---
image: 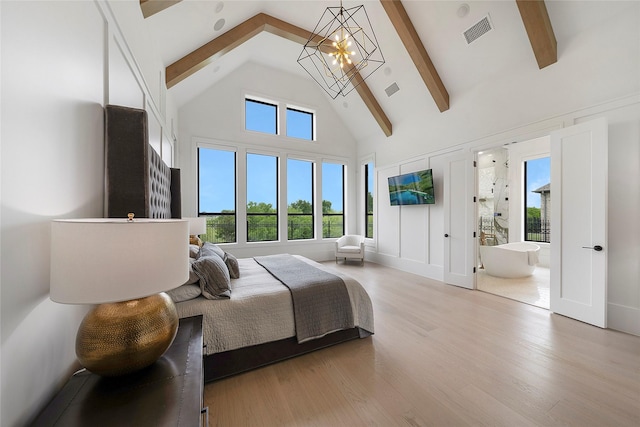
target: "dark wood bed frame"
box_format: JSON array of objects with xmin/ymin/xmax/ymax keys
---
[{"xmin": 105, "ymin": 104, "xmax": 365, "ymax": 382}]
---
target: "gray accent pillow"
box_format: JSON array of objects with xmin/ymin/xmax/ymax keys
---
[
  {"xmin": 224, "ymin": 252, "xmax": 240, "ymax": 279},
  {"xmin": 166, "ymin": 284, "xmax": 201, "ymax": 303},
  {"xmin": 193, "ymin": 254, "xmax": 231, "ymax": 299},
  {"xmin": 198, "ymin": 242, "xmax": 225, "ymax": 260},
  {"xmin": 184, "ymin": 258, "xmax": 199, "ymax": 285}
]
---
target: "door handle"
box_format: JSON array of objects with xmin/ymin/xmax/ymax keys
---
[
  {"xmin": 444, "ymin": 234, "xmax": 449, "ymax": 238},
  {"xmin": 582, "ymin": 245, "xmax": 603, "ymax": 251}
]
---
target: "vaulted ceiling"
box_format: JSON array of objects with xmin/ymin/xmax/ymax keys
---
[{"xmin": 140, "ymin": 0, "xmax": 631, "ymax": 138}]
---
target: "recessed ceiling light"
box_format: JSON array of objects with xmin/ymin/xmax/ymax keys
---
[
  {"xmin": 457, "ymin": 3, "xmax": 470, "ymax": 18},
  {"xmin": 343, "ymin": 102, "xmax": 349, "ymax": 109},
  {"xmin": 383, "ymin": 67, "xmax": 392, "ymax": 76},
  {"xmin": 215, "ymin": 2, "xmax": 224, "ymax": 13},
  {"xmin": 213, "ymin": 65, "xmax": 220, "ymax": 73},
  {"xmin": 214, "ymin": 18, "xmax": 225, "ymax": 31}
]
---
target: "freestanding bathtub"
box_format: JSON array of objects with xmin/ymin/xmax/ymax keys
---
[{"xmin": 479, "ymin": 242, "xmax": 540, "ymax": 278}]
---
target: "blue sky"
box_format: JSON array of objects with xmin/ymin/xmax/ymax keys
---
[{"xmin": 526, "ymin": 157, "xmax": 550, "ymax": 208}]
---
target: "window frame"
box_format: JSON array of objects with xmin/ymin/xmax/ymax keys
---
[
  {"xmin": 245, "ymin": 97, "xmax": 279, "ymax": 136},
  {"xmin": 286, "ymin": 105, "xmax": 315, "ymax": 141},
  {"xmin": 523, "ymin": 156, "xmax": 551, "ymax": 243},
  {"xmin": 321, "ymin": 161, "xmax": 345, "ymax": 239},
  {"xmin": 364, "ymin": 160, "xmax": 375, "ymax": 239},
  {"xmin": 246, "ymin": 151, "xmax": 280, "ymax": 243},
  {"xmin": 287, "ymin": 157, "xmax": 315, "ymax": 241},
  {"xmin": 197, "ymin": 145, "xmax": 238, "ymax": 244}
]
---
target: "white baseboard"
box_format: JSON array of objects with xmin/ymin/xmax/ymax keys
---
[
  {"xmin": 608, "ymin": 303, "xmax": 640, "ymax": 336},
  {"xmin": 368, "ymin": 252, "xmax": 444, "ymax": 282}
]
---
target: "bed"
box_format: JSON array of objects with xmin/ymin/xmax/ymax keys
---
[{"xmin": 105, "ymin": 104, "xmax": 374, "ymax": 382}]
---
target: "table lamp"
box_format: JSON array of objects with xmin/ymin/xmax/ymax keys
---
[
  {"xmin": 185, "ymin": 216, "xmax": 206, "ymax": 246},
  {"xmin": 50, "ymin": 217, "xmax": 189, "ymax": 376}
]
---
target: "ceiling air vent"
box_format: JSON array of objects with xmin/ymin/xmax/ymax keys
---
[
  {"xmin": 385, "ymin": 82, "xmax": 400, "ymax": 97},
  {"xmin": 463, "ymin": 15, "xmax": 493, "ymax": 45}
]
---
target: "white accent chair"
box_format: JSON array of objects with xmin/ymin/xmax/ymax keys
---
[{"xmin": 335, "ymin": 235, "xmax": 365, "ymax": 265}]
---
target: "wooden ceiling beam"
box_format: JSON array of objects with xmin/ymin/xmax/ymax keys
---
[
  {"xmin": 139, "ymin": 0, "xmax": 182, "ymax": 19},
  {"xmin": 380, "ymin": 0, "xmax": 449, "ymax": 112},
  {"xmin": 166, "ymin": 14, "xmax": 266, "ymax": 88},
  {"xmin": 516, "ymin": 0, "xmax": 557, "ymax": 69},
  {"xmin": 166, "ymin": 13, "xmax": 393, "ymax": 137}
]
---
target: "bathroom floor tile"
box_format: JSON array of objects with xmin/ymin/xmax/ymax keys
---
[{"xmin": 477, "ymin": 266, "xmax": 550, "ymax": 309}]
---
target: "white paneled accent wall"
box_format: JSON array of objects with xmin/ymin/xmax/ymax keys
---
[
  {"xmin": 1, "ymin": 1, "xmax": 178, "ymax": 425},
  {"xmin": 399, "ymin": 160, "xmax": 429, "ymax": 264}
]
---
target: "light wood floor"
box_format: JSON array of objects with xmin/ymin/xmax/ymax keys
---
[{"xmin": 204, "ymin": 262, "xmax": 640, "ymax": 426}]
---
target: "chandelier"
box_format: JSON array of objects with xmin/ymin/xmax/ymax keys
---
[{"xmin": 298, "ymin": 1, "xmax": 385, "ymax": 99}]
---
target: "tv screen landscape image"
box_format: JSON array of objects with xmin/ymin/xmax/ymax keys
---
[{"xmin": 388, "ymin": 169, "xmax": 435, "ymax": 205}]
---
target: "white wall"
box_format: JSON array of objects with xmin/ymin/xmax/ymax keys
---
[
  {"xmin": 578, "ymin": 102, "xmax": 640, "ymax": 336},
  {"xmin": 177, "ymin": 62, "xmax": 359, "ymax": 260},
  {"xmin": 360, "ymin": 1, "xmax": 640, "ymax": 336},
  {"xmin": 0, "ymin": 1, "xmax": 176, "ymax": 425}
]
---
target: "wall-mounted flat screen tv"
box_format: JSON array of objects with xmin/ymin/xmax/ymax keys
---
[{"xmin": 388, "ymin": 169, "xmax": 435, "ymax": 205}]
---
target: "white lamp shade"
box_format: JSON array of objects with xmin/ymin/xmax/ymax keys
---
[
  {"xmin": 185, "ymin": 216, "xmax": 206, "ymax": 235},
  {"xmin": 50, "ymin": 218, "xmax": 189, "ymax": 304}
]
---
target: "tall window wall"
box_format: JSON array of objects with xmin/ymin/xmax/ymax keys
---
[
  {"xmin": 199, "ymin": 94, "xmax": 346, "ymax": 245},
  {"xmin": 198, "ymin": 142, "xmax": 347, "ymax": 245}
]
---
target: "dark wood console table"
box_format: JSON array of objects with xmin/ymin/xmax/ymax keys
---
[{"xmin": 31, "ymin": 315, "xmax": 206, "ymax": 427}]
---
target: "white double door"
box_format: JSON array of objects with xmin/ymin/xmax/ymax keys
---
[{"xmin": 442, "ymin": 118, "xmax": 608, "ymax": 328}]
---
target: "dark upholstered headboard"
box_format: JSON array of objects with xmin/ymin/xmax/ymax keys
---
[{"xmin": 105, "ymin": 104, "xmax": 181, "ymax": 219}]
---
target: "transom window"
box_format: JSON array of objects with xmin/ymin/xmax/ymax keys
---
[
  {"xmin": 245, "ymin": 95, "xmax": 315, "ymax": 141},
  {"xmin": 245, "ymin": 98, "xmax": 277, "ymax": 135},
  {"xmin": 286, "ymin": 107, "xmax": 314, "ymax": 141}
]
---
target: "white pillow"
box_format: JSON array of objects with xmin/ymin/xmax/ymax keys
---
[{"xmin": 166, "ymin": 284, "xmax": 201, "ymax": 303}]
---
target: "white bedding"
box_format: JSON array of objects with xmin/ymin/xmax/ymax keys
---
[{"xmin": 175, "ymin": 255, "xmax": 374, "ymax": 355}]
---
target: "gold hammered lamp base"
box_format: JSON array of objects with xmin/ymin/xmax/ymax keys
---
[{"xmin": 76, "ymin": 292, "xmax": 178, "ymax": 376}]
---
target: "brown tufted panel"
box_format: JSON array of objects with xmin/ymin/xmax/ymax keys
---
[
  {"xmin": 149, "ymin": 147, "xmax": 172, "ymax": 218},
  {"xmin": 105, "ymin": 105, "xmax": 181, "ymax": 219}
]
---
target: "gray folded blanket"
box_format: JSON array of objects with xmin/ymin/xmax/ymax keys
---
[{"xmin": 254, "ymin": 254, "xmax": 355, "ymax": 343}]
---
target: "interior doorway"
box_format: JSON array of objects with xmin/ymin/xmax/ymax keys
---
[{"xmin": 475, "ymin": 141, "xmax": 551, "ymax": 310}]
